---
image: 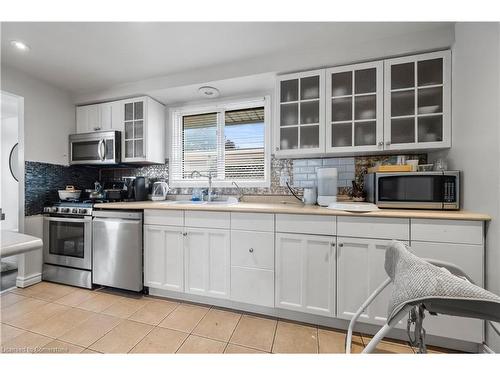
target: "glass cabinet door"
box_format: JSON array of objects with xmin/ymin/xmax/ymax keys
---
[
  {"xmin": 326, "ymin": 62, "xmax": 383, "ymax": 152},
  {"xmin": 277, "ymin": 71, "xmax": 324, "ymax": 153},
  {"xmin": 123, "ymin": 100, "xmax": 145, "ymax": 159},
  {"xmin": 385, "ymin": 51, "xmax": 450, "ymax": 149}
]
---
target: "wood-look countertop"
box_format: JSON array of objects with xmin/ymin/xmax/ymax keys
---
[{"xmin": 93, "ymin": 201, "xmax": 492, "ymax": 221}]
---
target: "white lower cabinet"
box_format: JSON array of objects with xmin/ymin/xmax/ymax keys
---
[
  {"xmin": 275, "ymin": 233, "xmax": 336, "ymax": 317},
  {"xmin": 184, "ymin": 227, "xmax": 230, "ymax": 299},
  {"xmin": 336, "ymin": 237, "xmax": 396, "ymax": 326},
  {"xmin": 144, "ymin": 225, "xmax": 184, "ymax": 292},
  {"xmin": 410, "ymin": 241, "xmax": 484, "ymax": 343}
]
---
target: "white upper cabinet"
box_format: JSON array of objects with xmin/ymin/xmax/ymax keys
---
[
  {"xmin": 275, "ymin": 70, "xmax": 325, "ymax": 157},
  {"xmin": 76, "ymin": 102, "xmax": 123, "ymax": 133},
  {"xmin": 274, "ymin": 50, "xmax": 451, "ymax": 157},
  {"xmin": 325, "ymin": 61, "xmax": 384, "ymax": 153},
  {"xmin": 384, "ymin": 50, "xmax": 451, "ymax": 150}
]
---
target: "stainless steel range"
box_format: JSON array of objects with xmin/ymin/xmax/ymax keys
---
[{"xmin": 42, "ymin": 202, "xmax": 94, "ymax": 288}]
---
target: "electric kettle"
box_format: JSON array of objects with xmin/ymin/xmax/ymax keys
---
[{"xmin": 151, "ymin": 181, "xmax": 169, "ymax": 201}]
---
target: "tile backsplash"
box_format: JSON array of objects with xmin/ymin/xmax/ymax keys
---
[{"xmin": 25, "ymin": 153, "xmax": 427, "ymax": 216}]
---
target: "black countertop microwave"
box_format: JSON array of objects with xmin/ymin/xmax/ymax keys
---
[{"xmin": 364, "ymin": 171, "xmax": 460, "ymax": 210}]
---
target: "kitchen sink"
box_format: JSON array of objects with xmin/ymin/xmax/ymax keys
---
[
  {"xmin": 163, "ymin": 198, "xmax": 239, "ymax": 205},
  {"xmin": 164, "ymin": 200, "xmax": 206, "ymax": 205}
]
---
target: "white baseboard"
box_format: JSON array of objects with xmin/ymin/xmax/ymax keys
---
[{"xmin": 16, "ymin": 272, "xmax": 42, "ymax": 288}]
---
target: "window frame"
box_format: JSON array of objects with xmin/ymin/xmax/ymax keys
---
[{"xmin": 169, "ymin": 96, "xmax": 271, "ymax": 188}]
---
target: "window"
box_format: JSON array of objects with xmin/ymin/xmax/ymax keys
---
[{"xmin": 170, "ymin": 97, "xmax": 270, "ymax": 187}]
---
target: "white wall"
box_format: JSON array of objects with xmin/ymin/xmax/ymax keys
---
[
  {"xmin": 430, "ymin": 22, "xmax": 500, "ymax": 351},
  {"xmin": 1, "ymin": 64, "xmax": 75, "ymax": 165}
]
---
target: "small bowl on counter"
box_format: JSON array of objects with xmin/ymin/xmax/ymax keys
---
[{"xmin": 417, "ymin": 164, "xmax": 434, "ymax": 172}]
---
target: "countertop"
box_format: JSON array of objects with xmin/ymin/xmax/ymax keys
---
[
  {"xmin": 1, "ymin": 230, "xmax": 43, "ymax": 257},
  {"xmin": 94, "ymin": 201, "xmax": 492, "ymax": 221}
]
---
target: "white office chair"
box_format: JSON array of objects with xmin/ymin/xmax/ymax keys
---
[{"xmin": 345, "ymin": 241, "xmax": 500, "ymax": 354}]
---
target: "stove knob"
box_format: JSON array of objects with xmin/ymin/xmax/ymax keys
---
[
  {"xmin": 72, "ymin": 208, "xmax": 78, "ymax": 214},
  {"xmin": 79, "ymin": 208, "xmax": 87, "ymax": 214},
  {"xmin": 53, "ymin": 207, "xmax": 59, "ymax": 213},
  {"xmin": 61, "ymin": 208, "xmax": 70, "ymax": 213}
]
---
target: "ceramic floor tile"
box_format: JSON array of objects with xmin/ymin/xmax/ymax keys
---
[
  {"xmin": 158, "ymin": 304, "xmax": 210, "ymax": 333},
  {"xmin": 89, "ymin": 320, "xmax": 154, "ymax": 353},
  {"xmin": 76, "ymin": 292, "xmax": 123, "ymax": 313},
  {"xmin": 1, "ymin": 331, "xmax": 53, "ymax": 354},
  {"xmin": 361, "ymin": 335, "xmax": 414, "ymax": 354},
  {"xmin": 128, "ymin": 300, "xmax": 179, "ymax": 325},
  {"xmin": 54, "ymin": 289, "xmax": 97, "ymax": 307},
  {"xmin": 192, "ymin": 308, "xmax": 241, "ymax": 342},
  {"xmin": 229, "ymin": 315, "xmax": 277, "ymax": 352},
  {"xmin": 40, "ymin": 340, "xmax": 85, "ymax": 354},
  {"xmin": 176, "ymin": 335, "xmax": 226, "ymax": 354},
  {"xmin": 82, "ymin": 348, "xmax": 101, "ymax": 353},
  {"xmin": 58, "ymin": 313, "xmax": 122, "ymax": 348},
  {"xmin": 318, "ymin": 328, "xmax": 364, "ymax": 354},
  {"xmin": 272, "ymin": 321, "xmax": 318, "ymax": 354},
  {"xmin": 30, "ymin": 307, "xmax": 93, "ymax": 338},
  {"xmin": 1, "ymin": 293, "xmax": 27, "ymax": 309},
  {"xmin": 130, "ymin": 327, "xmax": 188, "ymax": 353},
  {"xmin": 1, "ymin": 324, "xmax": 25, "ymax": 344},
  {"xmin": 12, "ymin": 282, "xmax": 76, "ymax": 302},
  {"xmin": 1, "ymin": 297, "xmax": 47, "ymax": 323},
  {"xmin": 7, "ymin": 302, "xmax": 70, "ymax": 330},
  {"xmin": 224, "ymin": 343, "xmax": 268, "ymax": 354},
  {"xmin": 101, "ymin": 297, "xmax": 148, "ymax": 319}
]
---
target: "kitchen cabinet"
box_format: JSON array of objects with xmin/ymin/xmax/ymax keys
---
[
  {"xmin": 325, "ymin": 61, "xmax": 384, "ymax": 153},
  {"xmin": 121, "ymin": 96, "xmax": 165, "ymax": 164},
  {"xmin": 144, "ymin": 225, "xmax": 184, "ymax": 292},
  {"xmin": 184, "ymin": 227, "xmax": 230, "ymax": 299},
  {"xmin": 275, "ymin": 69, "xmax": 325, "ymax": 157},
  {"xmin": 76, "ymin": 102, "xmax": 123, "ymax": 133},
  {"xmin": 384, "ymin": 50, "xmax": 451, "ymax": 150},
  {"xmin": 336, "ymin": 237, "xmax": 395, "ymax": 326},
  {"xmin": 275, "ymin": 232, "xmax": 336, "ymax": 317}
]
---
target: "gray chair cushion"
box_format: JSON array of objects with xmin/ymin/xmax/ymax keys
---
[{"xmin": 384, "ymin": 241, "xmax": 500, "ymax": 325}]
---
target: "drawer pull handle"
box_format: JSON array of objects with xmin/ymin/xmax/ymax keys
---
[{"xmin": 249, "ymin": 248, "xmax": 254, "ymax": 253}]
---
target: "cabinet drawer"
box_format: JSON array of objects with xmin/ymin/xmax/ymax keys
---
[
  {"xmin": 231, "ymin": 266, "xmax": 274, "ymax": 307},
  {"xmin": 231, "ymin": 231, "xmax": 274, "ymax": 270},
  {"xmin": 185, "ymin": 211, "xmax": 230, "ymax": 229},
  {"xmin": 411, "ymin": 219, "xmax": 483, "ymax": 245},
  {"xmin": 231, "ymin": 212, "xmax": 274, "ymax": 232},
  {"xmin": 276, "ymin": 214, "xmax": 336, "ymax": 235},
  {"xmin": 337, "ymin": 216, "xmax": 409, "ymax": 240},
  {"xmin": 144, "ymin": 210, "xmax": 183, "ymax": 226}
]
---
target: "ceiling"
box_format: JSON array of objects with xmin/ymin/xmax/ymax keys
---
[{"xmin": 1, "ymin": 22, "xmax": 453, "ymax": 99}]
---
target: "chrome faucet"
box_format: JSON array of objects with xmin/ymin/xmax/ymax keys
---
[
  {"xmin": 190, "ymin": 170, "xmax": 214, "ymax": 202},
  {"xmin": 232, "ymin": 181, "xmax": 244, "ymax": 202}
]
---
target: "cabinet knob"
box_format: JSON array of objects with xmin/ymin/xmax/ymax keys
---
[
  {"xmin": 249, "ymin": 248, "xmax": 254, "ymax": 253},
  {"xmin": 93, "ymin": 127, "xmax": 101, "ymax": 131},
  {"xmin": 338, "ymin": 243, "xmax": 344, "ymax": 247},
  {"xmin": 275, "ymin": 147, "xmax": 280, "ymax": 151},
  {"xmin": 330, "ymin": 242, "xmax": 336, "ymax": 247},
  {"xmin": 182, "ymin": 232, "xmax": 187, "ymax": 237},
  {"xmin": 385, "ymin": 141, "xmax": 391, "ymax": 146},
  {"xmin": 378, "ymin": 141, "xmax": 383, "ymax": 147}
]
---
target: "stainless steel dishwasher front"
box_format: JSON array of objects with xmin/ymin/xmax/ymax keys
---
[{"xmin": 92, "ymin": 210, "xmax": 143, "ymax": 292}]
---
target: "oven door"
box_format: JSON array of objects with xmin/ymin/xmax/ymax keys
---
[
  {"xmin": 43, "ymin": 216, "xmax": 92, "ymax": 270},
  {"xmin": 376, "ymin": 172, "xmax": 446, "ymax": 209}
]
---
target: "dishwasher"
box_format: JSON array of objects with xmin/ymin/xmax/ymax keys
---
[{"xmin": 92, "ymin": 210, "xmax": 143, "ymax": 292}]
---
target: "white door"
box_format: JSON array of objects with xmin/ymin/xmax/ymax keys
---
[
  {"xmin": 384, "ymin": 50, "xmax": 451, "ymax": 150},
  {"xmin": 144, "ymin": 225, "xmax": 184, "ymax": 292},
  {"xmin": 99, "ymin": 103, "xmax": 113, "ymax": 131},
  {"xmin": 111, "ymin": 100, "xmax": 124, "ymax": 131},
  {"xmin": 410, "ymin": 241, "xmax": 484, "ymax": 343},
  {"xmin": 275, "ymin": 70, "xmax": 325, "ymax": 157},
  {"xmin": 336, "ymin": 237, "xmax": 397, "ymax": 326},
  {"xmin": 76, "ymin": 106, "xmax": 89, "ymax": 133},
  {"xmin": 87, "ymin": 104, "xmax": 101, "ymax": 132},
  {"xmin": 184, "ymin": 227, "xmax": 230, "ymax": 299},
  {"xmin": 275, "ymin": 233, "xmax": 336, "ymax": 317},
  {"xmin": 325, "ymin": 61, "xmax": 384, "ymax": 153}
]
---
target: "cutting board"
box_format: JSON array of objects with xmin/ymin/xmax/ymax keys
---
[{"xmin": 368, "ymin": 165, "xmax": 413, "ymax": 173}]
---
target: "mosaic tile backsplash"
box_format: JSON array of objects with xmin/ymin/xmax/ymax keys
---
[
  {"xmin": 25, "ymin": 154, "xmax": 427, "ymax": 216},
  {"xmin": 25, "ymin": 161, "xmax": 100, "ymax": 216}
]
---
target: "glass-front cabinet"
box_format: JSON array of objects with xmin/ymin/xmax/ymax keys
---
[
  {"xmin": 325, "ymin": 61, "xmax": 384, "ymax": 153},
  {"xmin": 275, "ymin": 70, "xmax": 325, "ymax": 156},
  {"xmin": 384, "ymin": 50, "xmax": 451, "ymax": 150},
  {"xmin": 123, "ymin": 99, "xmax": 146, "ymax": 160}
]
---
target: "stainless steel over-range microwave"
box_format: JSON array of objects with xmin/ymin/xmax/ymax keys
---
[
  {"xmin": 69, "ymin": 130, "xmax": 121, "ymax": 165},
  {"xmin": 364, "ymin": 171, "xmax": 460, "ymax": 210}
]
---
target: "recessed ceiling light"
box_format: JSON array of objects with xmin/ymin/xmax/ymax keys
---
[
  {"xmin": 198, "ymin": 86, "xmax": 220, "ymax": 98},
  {"xmin": 10, "ymin": 40, "xmax": 30, "ymax": 52}
]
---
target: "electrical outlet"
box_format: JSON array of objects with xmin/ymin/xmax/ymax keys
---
[{"xmin": 279, "ymin": 170, "xmax": 290, "ymax": 187}]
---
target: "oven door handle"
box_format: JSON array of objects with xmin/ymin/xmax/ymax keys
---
[{"xmin": 44, "ymin": 216, "xmax": 92, "ymax": 223}]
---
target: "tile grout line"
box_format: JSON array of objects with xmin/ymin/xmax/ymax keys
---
[
  {"xmin": 223, "ymin": 312, "xmax": 243, "ymax": 353},
  {"xmin": 174, "ymin": 304, "xmax": 213, "ymax": 354}
]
